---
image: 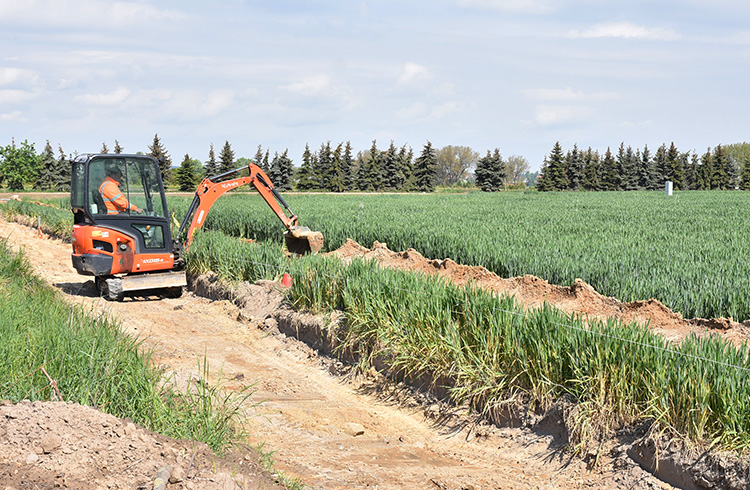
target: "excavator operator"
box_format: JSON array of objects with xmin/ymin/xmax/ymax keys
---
[{"xmin": 99, "ymin": 166, "xmax": 142, "ymax": 215}]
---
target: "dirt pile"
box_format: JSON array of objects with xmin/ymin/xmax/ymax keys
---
[
  {"xmin": 330, "ymin": 239, "xmax": 750, "ymax": 343},
  {"xmin": 0, "ymin": 400, "xmax": 284, "ymax": 490}
]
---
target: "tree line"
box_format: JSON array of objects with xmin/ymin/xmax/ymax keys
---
[
  {"xmin": 537, "ymin": 141, "xmax": 750, "ymax": 191},
  {"xmin": 0, "ymin": 134, "xmax": 516, "ymax": 193}
]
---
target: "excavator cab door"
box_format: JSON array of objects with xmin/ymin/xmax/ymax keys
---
[{"xmin": 71, "ymin": 154, "xmax": 175, "ymax": 261}]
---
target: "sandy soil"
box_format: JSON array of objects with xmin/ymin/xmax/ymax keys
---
[{"xmin": 0, "ymin": 217, "xmax": 679, "ymax": 490}]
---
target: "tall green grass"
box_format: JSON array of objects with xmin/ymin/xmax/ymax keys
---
[
  {"xmin": 289, "ymin": 253, "xmax": 750, "ymax": 454},
  {"xmin": 166, "ymin": 191, "xmax": 750, "ymax": 321},
  {"xmin": 0, "ymin": 199, "xmax": 72, "ymax": 239},
  {"xmin": 179, "ymin": 229, "xmax": 750, "ymax": 453},
  {"xmin": 0, "ymin": 239, "xmax": 251, "ymax": 454}
]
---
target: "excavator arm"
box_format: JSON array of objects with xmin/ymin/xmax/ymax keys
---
[{"xmin": 176, "ymin": 162, "xmax": 324, "ymax": 254}]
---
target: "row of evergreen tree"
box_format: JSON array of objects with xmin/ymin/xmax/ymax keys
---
[
  {"xmin": 538, "ymin": 141, "xmax": 750, "ymax": 192},
  {"xmin": 151, "ymin": 136, "xmax": 449, "ymax": 193}
]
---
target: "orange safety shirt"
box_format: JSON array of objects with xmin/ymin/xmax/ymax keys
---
[{"xmin": 98, "ymin": 176, "xmax": 137, "ymax": 215}]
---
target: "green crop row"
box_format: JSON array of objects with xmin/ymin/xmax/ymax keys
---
[
  {"xmin": 165, "ymin": 190, "xmax": 750, "ymax": 322},
  {"xmin": 184, "ymin": 229, "xmax": 750, "ymax": 455}
]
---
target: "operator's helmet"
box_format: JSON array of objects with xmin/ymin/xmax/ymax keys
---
[{"xmin": 105, "ymin": 164, "xmax": 123, "ymax": 179}]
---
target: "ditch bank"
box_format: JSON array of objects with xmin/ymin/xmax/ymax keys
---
[
  {"xmin": 330, "ymin": 239, "xmax": 750, "ymax": 345},
  {"xmin": 187, "ymin": 269, "xmax": 750, "ymax": 490}
]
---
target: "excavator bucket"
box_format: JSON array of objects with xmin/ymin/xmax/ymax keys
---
[{"xmin": 284, "ymin": 226, "xmax": 324, "ymax": 255}]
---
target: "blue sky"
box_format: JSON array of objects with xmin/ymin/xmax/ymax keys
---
[{"xmin": 1, "ymin": 0, "xmax": 748, "ymax": 171}]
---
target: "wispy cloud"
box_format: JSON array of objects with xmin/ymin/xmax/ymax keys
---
[
  {"xmin": 523, "ymin": 87, "xmax": 618, "ymax": 102},
  {"xmin": 0, "ymin": 89, "xmax": 39, "ymax": 105},
  {"xmin": 0, "ymin": 68, "xmax": 39, "ymax": 87},
  {"xmin": 0, "ymin": 0, "xmax": 185, "ymax": 28},
  {"xmin": 530, "ymin": 104, "xmax": 594, "ymax": 127},
  {"xmin": 398, "ymin": 62, "xmax": 431, "ymax": 85},
  {"xmin": 568, "ymin": 22, "xmax": 679, "ymax": 41},
  {"xmin": 457, "ymin": 0, "xmax": 557, "ymax": 14},
  {"xmin": 74, "ymin": 87, "xmax": 130, "ymax": 106},
  {"xmin": 282, "ymin": 75, "xmax": 333, "ymax": 96}
]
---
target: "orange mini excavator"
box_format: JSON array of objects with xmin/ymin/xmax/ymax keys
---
[{"xmin": 70, "ymin": 153, "xmax": 323, "ymax": 300}]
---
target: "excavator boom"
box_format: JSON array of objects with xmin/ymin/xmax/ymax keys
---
[{"xmin": 178, "ymin": 163, "xmax": 324, "ymax": 254}]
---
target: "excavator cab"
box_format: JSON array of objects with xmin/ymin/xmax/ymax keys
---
[{"xmin": 71, "ymin": 154, "xmax": 186, "ymax": 300}]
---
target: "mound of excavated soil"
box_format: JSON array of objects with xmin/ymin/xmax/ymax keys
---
[
  {"xmin": 0, "ymin": 400, "xmax": 284, "ymax": 490},
  {"xmin": 330, "ymin": 239, "xmax": 750, "ymax": 344}
]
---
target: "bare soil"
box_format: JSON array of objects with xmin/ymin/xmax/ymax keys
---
[{"xmin": 1, "ymin": 216, "xmax": 744, "ymax": 489}]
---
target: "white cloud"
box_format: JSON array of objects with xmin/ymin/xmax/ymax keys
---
[
  {"xmin": 0, "ymin": 68, "xmax": 39, "ymax": 87},
  {"xmin": 74, "ymin": 87, "xmax": 130, "ymax": 106},
  {"xmin": 523, "ymin": 87, "xmax": 618, "ymax": 102},
  {"xmin": 0, "ymin": 110, "xmax": 24, "ymax": 121},
  {"xmin": 0, "ymin": 89, "xmax": 38, "ymax": 105},
  {"xmin": 161, "ymin": 90, "xmax": 235, "ymax": 120},
  {"xmin": 396, "ymin": 100, "xmax": 464, "ymax": 122},
  {"xmin": 457, "ymin": 0, "xmax": 557, "ymax": 14},
  {"xmin": 568, "ymin": 22, "xmax": 679, "ymax": 41},
  {"xmin": 398, "ymin": 62, "xmax": 431, "ymax": 85},
  {"xmin": 531, "ymin": 104, "xmax": 594, "ymax": 127},
  {"xmin": 0, "ymin": 0, "xmax": 185, "ymax": 28},
  {"xmin": 282, "ymin": 75, "xmax": 332, "ymax": 96}
]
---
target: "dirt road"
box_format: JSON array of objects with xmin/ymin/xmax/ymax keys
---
[{"xmin": 0, "ymin": 217, "xmax": 670, "ymax": 489}]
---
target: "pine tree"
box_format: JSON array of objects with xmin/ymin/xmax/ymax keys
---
[
  {"xmin": 582, "ymin": 148, "xmax": 601, "ymax": 191},
  {"xmin": 204, "ymin": 144, "xmax": 218, "ymax": 178},
  {"xmin": 383, "ymin": 141, "xmax": 403, "ymax": 190},
  {"xmin": 616, "ymin": 143, "xmax": 639, "ymax": 190},
  {"xmin": 666, "ymin": 142, "xmax": 684, "ymax": 189},
  {"xmin": 357, "ymin": 141, "xmax": 382, "ymax": 191},
  {"xmin": 341, "ymin": 141, "xmax": 354, "ymax": 191},
  {"xmin": 262, "ymin": 150, "xmax": 270, "ymax": 175},
  {"xmin": 176, "ymin": 154, "xmax": 200, "ymax": 191},
  {"xmin": 476, "ymin": 148, "xmax": 507, "ymax": 191},
  {"xmin": 711, "ymin": 145, "xmax": 730, "ymax": 190},
  {"xmin": 148, "ymin": 134, "xmax": 172, "ymax": 180},
  {"xmin": 218, "ymin": 141, "xmax": 235, "ymax": 174},
  {"xmin": 413, "ymin": 141, "xmax": 437, "ymax": 192},
  {"xmin": 565, "ymin": 144, "xmax": 584, "ymax": 191},
  {"xmin": 684, "ymin": 152, "xmax": 698, "ymax": 190},
  {"xmin": 637, "ymin": 145, "xmax": 654, "ymax": 190},
  {"xmin": 697, "ymin": 148, "xmax": 712, "ymax": 190},
  {"xmin": 535, "ymin": 158, "xmax": 550, "ymax": 191},
  {"xmin": 113, "ymin": 140, "xmax": 123, "ymax": 154},
  {"xmin": 268, "ymin": 151, "xmax": 294, "ymax": 191},
  {"xmin": 268, "ymin": 152, "xmax": 282, "ymax": 183},
  {"xmin": 328, "ymin": 143, "xmax": 345, "ymax": 192},
  {"xmin": 100, "ymin": 142, "xmax": 109, "ymax": 154},
  {"xmin": 253, "ymin": 146, "xmax": 268, "ymax": 173},
  {"xmin": 653, "ymin": 144, "xmax": 669, "ymax": 188},
  {"xmin": 296, "ymin": 144, "xmax": 319, "ymax": 191},
  {"xmin": 316, "ymin": 142, "xmax": 333, "ymax": 191},
  {"xmin": 54, "ymin": 145, "xmax": 71, "ymax": 191},
  {"xmin": 35, "ymin": 141, "xmax": 57, "ymax": 190},
  {"xmin": 276, "ymin": 150, "xmax": 294, "ymax": 191},
  {"xmin": 742, "ymin": 162, "xmax": 750, "ymax": 190},
  {"xmin": 539, "ymin": 142, "xmax": 568, "ymax": 191},
  {"xmin": 399, "ymin": 145, "xmax": 415, "ymax": 191},
  {"xmin": 600, "ymin": 148, "xmax": 618, "ymax": 191}
]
